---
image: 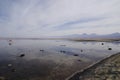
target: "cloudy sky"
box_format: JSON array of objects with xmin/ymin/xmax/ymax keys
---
[{"xmin": 0, "ymin": 0, "xmax": 120, "ymax": 37}]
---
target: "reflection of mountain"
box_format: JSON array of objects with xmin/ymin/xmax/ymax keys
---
[{"xmin": 63, "ymin": 33, "xmax": 120, "ymax": 39}]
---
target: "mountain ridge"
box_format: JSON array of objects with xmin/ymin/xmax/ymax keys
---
[{"xmin": 61, "ymin": 32, "xmax": 120, "ymax": 39}]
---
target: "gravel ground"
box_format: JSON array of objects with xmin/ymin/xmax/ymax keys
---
[{"xmin": 67, "ymin": 52, "xmax": 120, "ymax": 80}]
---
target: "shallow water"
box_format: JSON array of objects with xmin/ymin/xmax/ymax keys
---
[{"xmin": 0, "ymin": 40, "xmax": 120, "ymax": 80}]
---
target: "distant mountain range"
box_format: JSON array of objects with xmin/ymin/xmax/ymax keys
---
[
  {"xmin": 61, "ymin": 32, "xmax": 120, "ymax": 39},
  {"xmin": 0, "ymin": 33, "xmax": 120, "ymax": 40}
]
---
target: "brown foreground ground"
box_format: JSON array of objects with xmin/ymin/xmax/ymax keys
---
[{"xmin": 67, "ymin": 52, "xmax": 120, "ymax": 80}]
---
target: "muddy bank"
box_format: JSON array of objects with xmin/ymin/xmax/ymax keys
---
[{"xmin": 67, "ymin": 52, "xmax": 120, "ymax": 80}]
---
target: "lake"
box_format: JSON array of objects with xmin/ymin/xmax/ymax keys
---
[{"xmin": 0, "ymin": 40, "xmax": 120, "ymax": 80}]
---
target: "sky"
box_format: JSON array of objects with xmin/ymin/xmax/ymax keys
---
[{"xmin": 0, "ymin": 0, "xmax": 120, "ymax": 37}]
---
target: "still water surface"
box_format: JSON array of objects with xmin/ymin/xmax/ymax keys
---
[{"xmin": 0, "ymin": 40, "xmax": 120, "ymax": 80}]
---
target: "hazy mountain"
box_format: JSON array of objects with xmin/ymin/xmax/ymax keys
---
[{"xmin": 62, "ymin": 32, "xmax": 120, "ymax": 39}]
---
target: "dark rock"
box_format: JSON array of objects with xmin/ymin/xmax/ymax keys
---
[
  {"xmin": 11, "ymin": 69, "xmax": 16, "ymax": 72},
  {"xmin": 73, "ymin": 54, "xmax": 79, "ymax": 56},
  {"xmin": 9, "ymin": 43, "xmax": 12, "ymax": 45},
  {"xmin": 108, "ymin": 48, "xmax": 112, "ymax": 50},
  {"xmin": 78, "ymin": 59, "xmax": 82, "ymax": 62},
  {"xmin": 101, "ymin": 43, "xmax": 104, "ymax": 45},
  {"xmin": 60, "ymin": 50, "xmax": 66, "ymax": 53},
  {"xmin": 19, "ymin": 54, "xmax": 25, "ymax": 57},
  {"xmin": 40, "ymin": 50, "xmax": 44, "ymax": 52},
  {"xmin": 81, "ymin": 50, "xmax": 83, "ymax": 52}
]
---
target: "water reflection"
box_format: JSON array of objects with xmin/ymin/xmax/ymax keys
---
[
  {"xmin": 0, "ymin": 59, "xmax": 57, "ymax": 80},
  {"xmin": 0, "ymin": 40, "xmax": 120, "ymax": 80}
]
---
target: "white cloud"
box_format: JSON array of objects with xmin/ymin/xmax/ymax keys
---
[{"xmin": 0, "ymin": 0, "xmax": 120, "ymax": 37}]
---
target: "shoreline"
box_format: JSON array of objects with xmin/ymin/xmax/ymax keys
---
[
  {"xmin": 0, "ymin": 38, "xmax": 120, "ymax": 42},
  {"xmin": 66, "ymin": 52, "xmax": 120, "ymax": 80}
]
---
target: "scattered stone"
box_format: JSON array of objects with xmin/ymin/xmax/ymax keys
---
[
  {"xmin": 11, "ymin": 69, "xmax": 16, "ymax": 72},
  {"xmin": 73, "ymin": 54, "xmax": 79, "ymax": 56},
  {"xmin": 60, "ymin": 50, "xmax": 66, "ymax": 53},
  {"xmin": 40, "ymin": 50, "xmax": 44, "ymax": 52},
  {"xmin": 81, "ymin": 50, "xmax": 83, "ymax": 52},
  {"xmin": 9, "ymin": 40, "xmax": 12, "ymax": 42},
  {"xmin": 77, "ymin": 59, "xmax": 82, "ymax": 62},
  {"xmin": 108, "ymin": 48, "xmax": 112, "ymax": 50},
  {"xmin": 101, "ymin": 43, "xmax": 104, "ymax": 45},
  {"xmin": 19, "ymin": 54, "xmax": 25, "ymax": 57},
  {"xmin": 8, "ymin": 64, "xmax": 12, "ymax": 67},
  {"xmin": 9, "ymin": 43, "xmax": 12, "ymax": 45}
]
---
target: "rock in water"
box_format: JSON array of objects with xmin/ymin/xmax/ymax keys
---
[
  {"xmin": 108, "ymin": 48, "xmax": 112, "ymax": 50},
  {"xmin": 19, "ymin": 54, "xmax": 25, "ymax": 57}
]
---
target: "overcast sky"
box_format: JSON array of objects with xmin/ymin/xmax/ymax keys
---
[{"xmin": 0, "ymin": 0, "xmax": 120, "ymax": 37}]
